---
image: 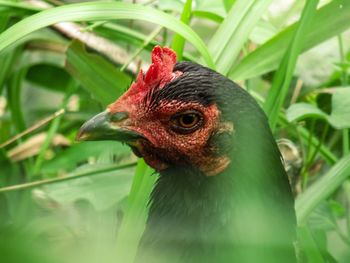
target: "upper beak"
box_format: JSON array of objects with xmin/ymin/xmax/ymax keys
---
[{"xmin": 76, "ymin": 111, "xmax": 143, "ymax": 142}]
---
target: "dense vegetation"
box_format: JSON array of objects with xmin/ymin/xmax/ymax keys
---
[{"xmin": 0, "ymin": 0, "xmax": 349, "ymax": 262}]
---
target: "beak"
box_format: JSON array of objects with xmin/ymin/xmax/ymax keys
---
[{"xmin": 76, "ymin": 111, "xmax": 143, "ymax": 142}]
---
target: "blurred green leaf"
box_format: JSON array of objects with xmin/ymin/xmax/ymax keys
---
[
  {"xmin": 208, "ymin": 0, "xmax": 273, "ymax": 75},
  {"xmin": 286, "ymin": 103, "xmax": 329, "ymax": 123},
  {"xmin": 297, "ymin": 226, "xmax": 325, "ymax": 263},
  {"xmin": 231, "ymin": 0, "xmax": 350, "ymax": 79},
  {"xmin": 249, "ymin": 20, "xmax": 277, "ymax": 45},
  {"xmin": 222, "ymin": 0, "xmax": 236, "ymax": 12},
  {"xmin": 65, "ymin": 41, "xmax": 131, "ymax": 106},
  {"xmin": 296, "ymin": 153, "xmax": 350, "ymax": 223},
  {"xmin": 42, "ymin": 166, "xmax": 134, "ymax": 211},
  {"xmin": 158, "ymin": 0, "xmax": 184, "ymax": 12},
  {"xmin": 115, "ymin": 159, "xmax": 156, "ymax": 263},
  {"xmin": 286, "ymin": 88, "xmax": 350, "ymax": 129},
  {"xmin": 264, "ymin": 0, "xmax": 319, "ymax": 130},
  {"xmin": 7, "ymin": 67, "xmax": 27, "ymax": 132},
  {"xmin": 191, "ymin": 10, "xmax": 223, "ymax": 23},
  {"xmin": 171, "ymin": 0, "xmax": 192, "ymax": 60},
  {"xmin": 42, "ymin": 141, "xmax": 130, "ymax": 174},
  {"xmin": 0, "ymin": 1, "xmax": 43, "ymax": 12},
  {"xmin": 307, "ymin": 202, "xmax": 337, "ymax": 231},
  {"xmin": 330, "ymin": 88, "xmax": 350, "ymax": 129},
  {"xmin": 328, "ymin": 200, "xmax": 345, "ymax": 218},
  {"xmin": 195, "ymin": 0, "xmax": 226, "ymax": 17},
  {"xmin": 0, "ymin": 51, "xmax": 17, "ymax": 95},
  {"xmin": 0, "ymin": 1, "xmax": 215, "ymax": 68},
  {"xmin": 27, "ymin": 65, "xmax": 70, "ymax": 92}
]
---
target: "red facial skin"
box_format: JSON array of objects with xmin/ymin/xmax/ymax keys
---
[
  {"xmin": 109, "ymin": 98, "xmax": 230, "ymax": 175},
  {"xmin": 107, "ymin": 46, "xmax": 231, "ymax": 176}
]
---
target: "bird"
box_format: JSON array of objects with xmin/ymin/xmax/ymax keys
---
[{"xmin": 77, "ymin": 46, "xmax": 297, "ymax": 263}]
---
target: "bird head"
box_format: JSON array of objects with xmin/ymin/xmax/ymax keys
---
[{"xmin": 77, "ymin": 46, "xmax": 233, "ymax": 176}]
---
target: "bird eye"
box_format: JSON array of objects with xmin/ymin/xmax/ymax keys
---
[
  {"xmin": 178, "ymin": 114, "xmax": 199, "ymax": 128},
  {"xmin": 170, "ymin": 111, "xmax": 203, "ymax": 134}
]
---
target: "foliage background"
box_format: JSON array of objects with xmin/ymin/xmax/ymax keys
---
[{"xmin": 0, "ymin": 0, "xmax": 350, "ymax": 262}]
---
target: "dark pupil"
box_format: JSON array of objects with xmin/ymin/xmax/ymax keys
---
[{"xmin": 182, "ymin": 114, "xmax": 195, "ymax": 125}]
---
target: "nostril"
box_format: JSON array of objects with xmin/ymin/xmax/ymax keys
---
[{"xmin": 111, "ymin": 111, "xmax": 129, "ymax": 122}]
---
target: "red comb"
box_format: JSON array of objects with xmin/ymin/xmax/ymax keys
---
[
  {"xmin": 108, "ymin": 46, "xmax": 180, "ymax": 112},
  {"xmin": 129, "ymin": 46, "xmax": 178, "ymax": 94}
]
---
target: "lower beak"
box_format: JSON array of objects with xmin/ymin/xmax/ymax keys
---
[{"xmin": 76, "ymin": 111, "xmax": 143, "ymax": 142}]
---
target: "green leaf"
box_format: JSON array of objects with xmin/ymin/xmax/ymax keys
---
[
  {"xmin": 230, "ymin": 0, "xmax": 350, "ymax": 79},
  {"xmin": 115, "ymin": 159, "xmax": 156, "ymax": 263},
  {"xmin": 171, "ymin": 0, "xmax": 192, "ymax": 60},
  {"xmin": 307, "ymin": 202, "xmax": 336, "ymax": 231},
  {"xmin": 296, "ymin": 153, "xmax": 350, "ymax": 223},
  {"xmin": 286, "ymin": 103, "xmax": 329, "ymax": 123},
  {"xmin": 0, "ymin": 50, "xmax": 17, "ymax": 95},
  {"xmin": 0, "ymin": 1, "xmax": 214, "ymax": 68},
  {"xmin": 0, "ymin": 0, "xmax": 43, "ymax": 12},
  {"xmin": 41, "ymin": 141, "xmax": 130, "ymax": 174},
  {"xmin": 42, "ymin": 166, "xmax": 134, "ymax": 211},
  {"xmin": 208, "ymin": 0, "xmax": 273, "ymax": 75},
  {"xmin": 329, "ymin": 88, "xmax": 350, "ymax": 129},
  {"xmin": 297, "ymin": 226, "xmax": 325, "ymax": 263},
  {"xmin": 195, "ymin": 0, "xmax": 226, "ymax": 17},
  {"xmin": 251, "ymin": 89, "xmax": 338, "ymax": 164},
  {"xmin": 222, "ymin": 0, "xmax": 236, "ymax": 12},
  {"xmin": 27, "ymin": 65, "xmax": 70, "ymax": 92},
  {"xmin": 7, "ymin": 67, "xmax": 27, "ymax": 132},
  {"xmin": 249, "ymin": 20, "xmax": 277, "ymax": 45},
  {"xmin": 286, "ymin": 88, "xmax": 350, "ymax": 130},
  {"xmin": 191, "ymin": 10, "xmax": 223, "ymax": 23},
  {"xmin": 65, "ymin": 41, "xmax": 131, "ymax": 106},
  {"xmin": 264, "ymin": 0, "xmax": 319, "ymax": 130}
]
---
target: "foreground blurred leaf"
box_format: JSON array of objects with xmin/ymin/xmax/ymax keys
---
[
  {"xmin": 65, "ymin": 41, "xmax": 131, "ymax": 106},
  {"xmin": 42, "ymin": 166, "xmax": 134, "ymax": 211},
  {"xmin": 115, "ymin": 159, "xmax": 156, "ymax": 263},
  {"xmin": 231, "ymin": 0, "xmax": 350, "ymax": 79},
  {"xmin": 0, "ymin": 1, "xmax": 214, "ymax": 68},
  {"xmin": 208, "ymin": 0, "xmax": 273, "ymax": 75}
]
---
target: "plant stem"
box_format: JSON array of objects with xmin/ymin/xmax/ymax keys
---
[
  {"xmin": 0, "ymin": 162, "xmax": 136, "ymax": 193},
  {"xmin": 33, "ymin": 80, "xmax": 78, "ymax": 176},
  {"xmin": 337, "ymin": 34, "xmax": 349, "ymax": 156},
  {"xmin": 120, "ymin": 25, "xmax": 163, "ymax": 72}
]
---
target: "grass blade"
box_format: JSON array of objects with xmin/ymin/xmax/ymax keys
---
[
  {"xmin": 115, "ymin": 159, "xmax": 156, "ymax": 263},
  {"xmin": 32, "ymin": 81, "xmax": 78, "ymax": 176},
  {"xmin": 296, "ymin": 153, "xmax": 350, "ymax": 223},
  {"xmin": 297, "ymin": 226, "xmax": 325, "ymax": 263},
  {"xmin": 171, "ymin": 0, "xmax": 192, "ymax": 60},
  {"xmin": 0, "ymin": 162, "xmax": 136, "ymax": 193},
  {"xmin": 230, "ymin": 0, "xmax": 350, "ymax": 79},
  {"xmin": 0, "ymin": 2, "xmax": 214, "ymax": 68},
  {"xmin": 65, "ymin": 41, "xmax": 131, "ymax": 106},
  {"xmin": 0, "ymin": 0, "xmax": 43, "ymax": 12},
  {"xmin": 264, "ymin": 0, "xmax": 319, "ymax": 130},
  {"xmin": 208, "ymin": 0, "xmax": 272, "ymax": 75}
]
